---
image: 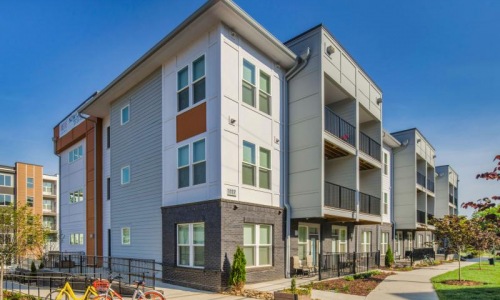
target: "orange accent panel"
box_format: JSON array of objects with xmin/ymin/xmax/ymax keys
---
[{"xmin": 176, "ymin": 102, "xmax": 207, "ymax": 142}]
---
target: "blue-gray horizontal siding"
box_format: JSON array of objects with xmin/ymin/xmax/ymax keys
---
[{"xmin": 110, "ymin": 69, "xmax": 162, "ymax": 262}]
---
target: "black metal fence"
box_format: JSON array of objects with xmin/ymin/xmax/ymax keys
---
[
  {"xmin": 324, "ymin": 181, "xmax": 356, "ymax": 211},
  {"xmin": 407, "ymin": 248, "xmax": 435, "ymax": 265},
  {"xmin": 417, "ymin": 210, "xmax": 426, "ymax": 223},
  {"xmin": 427, "ymin": 179, "xmax": 434, "ymax": 192},
  {"xmin": 324, "ymin": 106, "xmax": 356, "ymax": 147},
  {"xmin": 417, "ymin": 172, "xmax": 426, "ymax": 187},
  {"xmin": 319, "ymin": 251, "xmax": 380, "ymax": 280}
]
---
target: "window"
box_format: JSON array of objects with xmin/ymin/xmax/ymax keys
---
[
  {"xmin": 417, "ymin": 234, "xmax": 423, "ymax": 248},
  {"xmin": 298, "ymin": 226, "xmax": 308, "ymax": 260},
  {"xmin": 27, "ymin": 197, "xmax": 34, "ymax": 207},
  {"xmin": 177, "ymin": 55, "xmax": 206, "ymax": 112},
  {"xmin": 0, "ymin": 174, "xmax": 12, "ymax": 187},
  {"xmin": 121, "ymin": 105, "xmax": 130, "ymax": 125},
  {"xmin": 27, "ymin": 216, "xmax": 34, "ymax": 225},
  {"xmin": 27, "ymin": 178, "xmax": 34, "ymax": 189},
  {"xmin": 244, "ymin": 224, "xmax": 272, "ymax": 267},
  {"xmin": 383, "ymin": 153, "xmax": 388, "ymax": 175},
  {"xmin": 361, "ymin": 231, "xmax": 372, "ymax": 253},
  {"xmin": 381, "ymin": 232, "xmax": 389, "ymax": 254},
  {"xmin": 242, "ymin": 60, "xmax": 272, "ymax": 115},
  {"xmin": 0, "ymin": 234, "xmax": 12, "ymax": 245},
  {"xmin": 121, "ymin": 166, "xmax": 130, "ymax": 185},
  {"xmin": 121, "ymin": 227, "xmax": 130, "ymax": 245},
  {"xmin": 177, "ymin": 139, "xmax": 206, "ymax": 188},
  {"xmin": 395, "ymin": 231, "xmax": 403, "ymax": 256},
  {"xmin": 107, "ymin": 177, "xmax": 110, "ymax": 200},
  {"xmin": 107, "ymin": 126, "xmax": 111, "ymax": 148},
  {"xmin": 407, "ymin": 232, "xmax": 413, "ymax": 251},
  {"xmin": 0, "ymin": 194, "xmax": 12, "ymax": 206},
  {"xmin": 69, "ymin": 145, "xmax": 83, "ymax": 163},
  {"xmin": 177, "ymin": 223, "xmax": 204, "ymax": 268},
  {"xmin": 43, "ymin": 199, "xmax": 53, "ymax": 211},
  {"xmin": 70, "ymin": 233, "xmax": 84, "ymax": 245},
  {"xmin": 43, "ymin": 182, "xmax": 54, "ymax": 194},
  {"xmin": 69, "ymin": 189, "xmax": 84, "ymax": 203},
  {"xmin": 383, "ymin": 193, "xmax": 388, "ymax": 215},
  {"xmin": 43, "ymin": 216, "xmax": 55, "ymax": 230},
  {"xmin": 242, "ymin": 141, "xmax": 271, "ymax": 189},
  {"xmin": 332, "ymin": 226, "xmax": 347, "ymax": 253}
]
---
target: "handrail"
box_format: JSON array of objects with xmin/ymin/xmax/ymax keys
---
[{"xmin": 324, "ymin": 106, "xmax": 356, "ymax": 147}]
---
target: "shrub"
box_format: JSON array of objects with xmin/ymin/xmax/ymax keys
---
[
  {"xmin": 291, "ymin": 277, "xmax": 297, "ymax": 294},
  {"xmin": 385, "ymin": 245, "xmax": 395, "ymax": 267},
  {"xmin": 344, "ymin": 275, "xmax": 354, "ymax": 281},
  {"xmin": 39, "ymin": 261, "xmax": 44, "ymax": 269},
  {"xmin": 30, "ymin": 261, "xmax": 36, "ymax": 273},
  {"xmin": 229, "ymin": 246, "xmax": 246, "ymax": 292}
]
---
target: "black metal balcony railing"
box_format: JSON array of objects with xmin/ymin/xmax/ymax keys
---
[
  {"xmin": 359, "ymin": 132, "xmax": 381, "ymax": 161},
  {"xmin": 417, "ymin": 172, "xmax": 426, "ymax": 187},
  {"xmin": 454, "ymin": 197, "xmax": 458, "ymax": 206},
  {"xmin": 427, "ymin": 179, "xmax": 434, "ymax": 192},
  {"xmin": 417, "ymin": 210, "xmax": 426, "ymax": 223},
  {"xmin": 427, "ymin": 213, "xmax": 434, "ymax": 222},
  {"xmin": 359, "ymin": 192, "xmax": 381, "ymax": 215},
  {"xmin": 324, "ymin": 181, "xmax": 356, "ymax": 211},
  {"xmin": 324, "ymin": 107, "xmax": 356, "ymax": 147},
  {"xmin": 449, "ymin": 194, "xmax": 454, "ymax": 204}
]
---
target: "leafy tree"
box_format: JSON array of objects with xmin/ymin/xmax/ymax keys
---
[
  {"xmin": 0, "ymin": 205, "xmax": 46, "ymax": 300},
  {"xmin": 385, "ymin": 245, "xmax": 395, "ymax": 268},
  {"xmin": 431, "ymin": 215, "xmax": 474, "ymax": 281},
  {"xmin": 469, "ymin": 221, "xmax": 499, "ymax": 269},
  {"xmin": 228, "ymin": 246, "xmax": 246, "ymax": 293}
]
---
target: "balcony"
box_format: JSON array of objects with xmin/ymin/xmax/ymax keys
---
[
  {"xmin": 359, "ymin": 132, "xmax": 381, "ymax": 161},
  {"xmin": 427, "ymin": 213, "xmax": 434, "ymax": 222},
  {"xmin": 427, "ymin": 179, "xmax": 434, "ymax": 192},
  {"xmin": 417, "ymin": 210, "xmax": 426, "ymax": 223},
  {"xmin": 449, "ymin": 194, "xmax": 454, "ymax": 204},
  {"xmin": 324, "ymin": 182, "xmax": 355, "ymax": 212},
  {"xmin": 454, "ymin": 197, "xmax": 458, "ymax": 206},
  {"xmin": 417, "ymin": 172, "xmax": 426, "ymax": 187},
  {"xmin": 324, "ymin": 107, "xmax": 356, "ymax": 147},
  {"xmin": 359, "ymin": 192, "xmax": 381, "ymax": 215},
  {"xmin": 43, "ymin": 224, "xmax": 57, "ymax": 231}
]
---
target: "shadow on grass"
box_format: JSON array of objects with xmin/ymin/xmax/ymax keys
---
[
  {"xmin": 387, "ymin": 291, "xmax": 437, "ymax": 300},
  {"xmin": 436, "ymin": 286, "xmax": 500, "ymax": 300}
]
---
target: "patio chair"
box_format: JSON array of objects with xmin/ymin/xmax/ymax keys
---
[
  {"xmin": 291, "ymin": 256, "xmax": 309, "ymax": 277},
  {"xmin": 305, "ymin": 255, "xmax": 315, "ymax": 276}
]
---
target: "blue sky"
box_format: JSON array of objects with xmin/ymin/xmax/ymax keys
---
[{"xmin": 1, "ymin": 0, "xmax": 498, "ymax": 215}]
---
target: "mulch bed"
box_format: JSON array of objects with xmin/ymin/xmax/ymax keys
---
[
  {"xmin": 312, "ymin": 272, "xmax": 396, "ymax": 296},
  {"xmin": 441, "ymin": 280, "xmax": 485, "ymax": 286}
]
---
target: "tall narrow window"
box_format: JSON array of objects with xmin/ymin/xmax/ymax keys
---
[
  {"xmin": 259, "ymin": 148, "xmax": 271, "ymax": 189},
  {"xmin": 243, "ymin": 224, "xmax": 272, "ymax": 267},
  {"xmin": 121, "ymin": 105, "xmax": 130, "ymax": 125},
  {"xmin": 242, "ymin": 60, "xmax": 256, "ymax": 106},
  {"xmin": 332, "ymin": 226, "xmax": 347, "ymax": 253},
  {"xmin": 178, "ymin": 145, "xmax": 189, "ymax": 188},
  {"xmin": 361, "ymin": 231, "xmax": 372, "ymax": 252},
  {"xmin": 27, "ymin": 197, "xmax": 34, "ymax": 207},
  {"xmin": 259, "ymin": 71, "xmax": 271, "ymax": 114},
  {"xmin": 381, "ymin": 232, "xmax": 389, "ymax": 254},
  {"xmin": 107, "ymin": 177, "xmax": 110, "ymax": 200},
  {"xmin": 192, "ymin": 56, "xmax": 206, "ymax": 104},
  {"xmin": 121, "ymin": 227, "xmax": 130, "ymax": 245},
  {"xmin": 121, "ymin": 166, "xmax": 130, "ymax": 185},
  {"xmin": 383, "ymin": 153, "xmax": 388, "ymax": 175},
  {"xmin": 242, "ymin": 141, "xmax": 256, "ymax": 186},
  {"xmin": 27, "ymin": 178, "xmax": 34, "ymax": 189},
  {"xmin": 298, "ymin": 226, "xmax": 308, "ymax": 260},
  {"xmin": 407, "ymin": 232, "xmax": 413, "ymax": 251},
  {"xmin": 193, "ymin": 139, "xmax": 206, "ymax": 185},
  {"xmin": 177, "ymin": 223, "xmax": 204, "ymax": 268},
  {"xmin": 384, "ymin": 193, "xmax": 388, "ymax": 215},
  {"xmin": 177, "ymin": 66, "xmax": 189, "ymax": 111},
  {"xmin": 107, "ymin": 126, "xmax": 111, "ymax": 148}
]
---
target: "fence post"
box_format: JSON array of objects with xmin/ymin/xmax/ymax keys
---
[
  {"xmin": 94, "ymin": 256, "xmax": 96, "ymax": 275},
  {"xmin": 80, "ymin": 255, "xmax": 84, "ymax": 274},
  {"xmin": 337, "ymin": 254, "xmax": 340, "ymax": 277},
  {"xmin": 352, "ymin": 252, "xmax": 357, "ymax": 274},
  {"xmin": 128, "ymin": 259, "xmax": 132, "ymax": 284},
  {"xmin": 152, "ymin": 261, "xmax": 156, "ymax": 288}
]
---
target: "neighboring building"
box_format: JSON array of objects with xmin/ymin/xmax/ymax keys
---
[
  {"xmin": 391, "ymin": 128, "xmax": 436, "ymax": 251},
  {"xmin": 0, "ymin": 162, "xmax": 59, "ymax": 252},
  {"xmin": 435, "ymin": 165, "xmax": 459, "ymax": 217}
]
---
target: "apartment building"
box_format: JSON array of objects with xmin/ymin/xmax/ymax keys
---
[
  {"xmin": 0, "ymin": 162, "xmax": 59, "ymax": 252},
  {"xmin": 391, "ymin": 128, "xmax": 436, "ymax": 252},
  {"xmin": 435, "ymin": 165, "xmax": 459, "ymax": 217}
]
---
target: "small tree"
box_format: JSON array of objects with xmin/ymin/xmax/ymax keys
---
[
  {"xmin": 385, "ymin": 245, "xmax": 395, "ymax": 268},
  {"xmin": 290, "ymin": 277, "xmax": 297, "ymax": 294},
  {"xmin": 228, "ymin": 246, "xmax": 246, "ymax": 293}
]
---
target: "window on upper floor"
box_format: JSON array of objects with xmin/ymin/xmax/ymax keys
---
[
  {"xmin": 70, "ymin": 233, "xmax": 84, "ymax": 245},
  {"xmin": 70, "ymin": 189, "xmax": 84, "ymax": 203},
  {"xmin": 121, "ymin": 166, "xmax": 130, "ymax": 185},
  {"xmin": 27, "ymin": 178, "xmax": 34, "ymax": 189},
  {"xmin": 383, "ymin": 153, "xmax": 388, "ymax": 175},
  {"xmin": 27, "ymin": 196, "xmax": 34, "ymax": 207},
  {"xmin": 43, "ymin": 182, "xmax": 54, "ymax": 194},
  {"xmin": 43, "ymin": 199, "xmax": 54, "ymax": 211},
  {"xmin": 107, "ymin": 126, "xmax": 111, "ymax": 148},
  {"xmin": 242, "ymin": 59, "xmax": 271, "ymax": 115},
  {"xmin": 177, "ymin": 55, "xmax": 206, "ymax": 112},
  {"xmin": 122, "ymin": 227, "xmax": 130, "ymax": 245},
  {"xmin": 0, "ymin": 194, "xmax": 12, "ymax": 206},
  {"xmin": 121, "ymin": 105, "xmax": 130, "ymax": 125},
  {"xmin": 69, "ymin": 145, "xmax": 83, "ymax": 163},
  {"xmin": 0, "ymin": 174, "xmax": 12, "ymax": 187},
  {"xmin": 384, "ymin": 193, "xmax": 388, "ymax": 215},
  {"xmin": 244, "ymin": 224, "xmax": 272, "ymax": 267},
  {"xmin": 107, "ymin": 177, "xmax": 110, "ymax": 200},
  {"xmin": 177, "ymin": 139, "xmax": 206, "ymax": 189},
  {"xmin": 242, "ymin": 141, "xmax": 271, "ymax": 189},
  {"xmin": 177, "ymin": 223, "xmax": 204, "ymax": 268}
]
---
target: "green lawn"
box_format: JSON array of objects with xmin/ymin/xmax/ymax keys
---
[{"xmin": 432, "ymin": 261, "xmax": 500, "ymax": 300}]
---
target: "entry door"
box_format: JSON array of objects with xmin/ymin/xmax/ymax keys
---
[
  {"xmin": 395, "ymin": 231, "xmax": 403, "ymax": 257},
  {"xmin": 298, "ymin": 224, "xmax": 321, "ymax": 266},
  {"xmin": 309, "ymin": 227, "xmax": 319, "ymax": 266}
]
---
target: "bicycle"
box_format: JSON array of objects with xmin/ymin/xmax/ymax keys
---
[
  {"xmin": 45, "ymin": 276, "xmax": 99, "ymax": 300},
  {"xmin": 422, "ymin": 254, "xmax": 434, "ymax": 265},
  {"xmin": 94, "ymin": 275, "xmax": 165, "ymax": 300}
]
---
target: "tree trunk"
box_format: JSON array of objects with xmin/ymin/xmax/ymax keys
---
[
  {"xmin": 1, "ymin": 261, "xmax": 4, "ymax": 300},
  {"xmin": 479, "ymin": 254, "xmax": 482, "ymax": 270},
  {"xmin": 458, "ymin": 251, "xmax": 461, "ymax": 281}
]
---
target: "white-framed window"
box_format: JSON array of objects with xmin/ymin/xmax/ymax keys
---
[
  {"xmin": 381, "ymin": 232, "xmax": 389, "ymax": 254},
  {"xmin": 43, "ymin": 182, "xmax": 54, "ymax": 194},
  {"xmin": 177, "ymin": 139, "xmax": 206, "ymax": 189},
  {"xmin": 69, "ymin": 189, "xmax": 84, "ymax": 203},
  {"xmin": 425, "ymin": 234, "xmax": 431, "ymax": 247},
  {"xmin": 70, "ymin": 233, "xmax": 84, "ymax": 245},
  {"xmin": 27, "ymin": 178, "xmax": 34, "ymax": 189},
  {"xmin": 332, "ymin": 225, "xmax": 347, "ymax": 253},
  {"xmin": 298, "ymin": 226, "xmax": 308, "ymax": 260},
  {"xmin": 242, "ymin": 60, "xmax": 272, "ymax": 115},
  {"xmin": 417, "ymin": 234, "xmax": 423, "ymax": 248},
  {"xmin": 242, "ymin": 141, "xmax": 271, "ymax": 189},
  {"xmin": 361, "ymin": 231, "xmax": 372, "ymax": 253},
  {"xmin": 395, "ymin": 231, "xmax": 403, "ymax": 257},
  {"xmin": 0, "ymin": 174, "xmax": 13, "ymax": 187},
  {"xmin": 177, "ymin": 223, "xmax": 205, "ymax": 268},
  {"xmin": 177, "ymin": 55, "xmax": 206, "ymax": 112},
  {"xmin": 0, "ymin": 234, "xmax": 13, "ymax": 245},
  {"xmin": 121, "ymin": 104, "xmax": 130, "ymax": 125},
  {"xmin": 69, "ymin": 145, "xmax": 83, "ymax": 163},
  {"xmin": 121, "ymin": 166, "xmax": 130, "ymax": 185},
  {"xmin": 43, "ymin": 216, "xmax": 56, "ymax": 230},
  {"xmin": 27, "ymin": 197, "xmax": 34, "ymax": 207},
  {"xmin": 121, "ymin": 227, "xmax": 131, "ymax": 245},
  {"xmin": 43, "ymin": 199, "xmax": 54, "ymax": 211},
  {"xmin": 383, "ymin": 193, "xmax": 388, "ymax": 215},
  {"xmin": 383, "ymin": 153, "xmax": 388, "ymax": 175},
  {"xmin": 0, "ymin": 194, "xmax": 12, "ymax": 206},
  {"xmin": 407, "ymin": 232, "xmax": 413, "ymax": 251},
  {"xmin": 244, "ymin": 224, "xmax": 272, "ymax": 267}
]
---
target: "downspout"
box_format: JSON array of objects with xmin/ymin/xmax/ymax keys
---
[
  {"xmin": 282, "ymin": 47, "xmax": 310, "ymax": 278},
  {"xmin": 391, "ymin": 139, "xmax": 408, "ymax": 253}
]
